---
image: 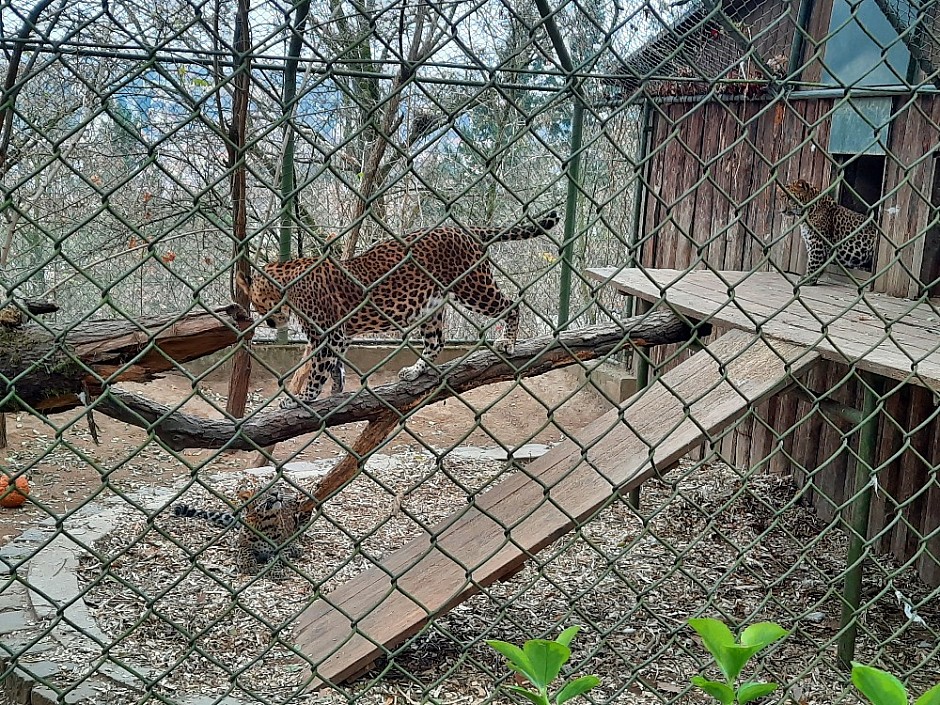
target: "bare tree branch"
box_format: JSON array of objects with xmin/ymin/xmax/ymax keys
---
[{"xmin": 94, "ymin": 310, "xmax": 708, "ymax": 450}]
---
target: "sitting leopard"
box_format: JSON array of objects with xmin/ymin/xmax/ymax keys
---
[
  {"xmin": 173, "ymin": 477, "xmax": 315, "ymax": 577},
  {"xmin": 779, "ymin": 179, "xmax": 876, "ymax": 284},
  {"xmin": 235, "ymin": 212, "xmax": 559, "ymax": 407}
]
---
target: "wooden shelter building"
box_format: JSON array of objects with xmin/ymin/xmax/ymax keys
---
[{"xmin": 609, "ymin": 0, "xmax": 940, "ymax": 585}]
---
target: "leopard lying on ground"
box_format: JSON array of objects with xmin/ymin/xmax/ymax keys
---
[
  {"xmin": 236, "ymin": 212, "xmax": 559, "ymax": 407},
  {"xmin": 173, "ymin": 477, "xmax": 315, "ymax": 577},
  {"xmin": 779, "ymin": 179, "xmax": 877, "ymax": 284}
]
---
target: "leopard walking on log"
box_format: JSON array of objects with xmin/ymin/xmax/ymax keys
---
[
  {"xmin": 235, "ymin": 212, "xmax": 559, "ymax": 408},
  {"xmin": 779, "ymin": 179, "xmax": 877, "ymax": 284}
]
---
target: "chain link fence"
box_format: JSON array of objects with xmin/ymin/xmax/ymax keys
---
[{"xmin": 0, "ymin": 0, "xmax": 937, "ymax": 703}]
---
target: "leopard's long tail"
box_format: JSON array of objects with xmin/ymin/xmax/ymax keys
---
[
  {"xmin": 173, "ymin": 503, "xmax": 237, "ymax": 528},
  {"xmin": 471, "ymin": 211, "xmax": 560, "ymax": 244}
]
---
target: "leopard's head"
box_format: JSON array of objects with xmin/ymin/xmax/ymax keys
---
[
  {"xmin": 235, "ymin": 267, "xmax": 290, "ymax": 329},
  {"xmin": 779, "ymin": 178, "xmax": 820, "ymax": 217}
]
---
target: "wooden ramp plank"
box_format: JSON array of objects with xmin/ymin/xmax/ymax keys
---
[
  {"xmin": 587, "ymin": 267, "xmax": 940, "ymax": 391},
  {"xmin": 295, "ymin": 330, "xmax": 820, "ymax": 688}
]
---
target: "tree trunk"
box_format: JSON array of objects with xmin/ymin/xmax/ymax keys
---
[
  {"xmin": 225, "ymin": 0, "xmax": 253, "ymax": 419},
  {"xmin": 95, "ymin": 310, "xmax": 708, "ymax": 450},
  {"xmin": 0, "ymin": 305, "xmax": 251, "ymax": 413}
]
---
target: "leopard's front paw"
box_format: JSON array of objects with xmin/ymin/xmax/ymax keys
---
[
  {"xmin": 399, "ymin": 362, "xmax": 426, "ymax": 382},
  {"xmin": 279, "ymin": 396, "xmax": 299, "ymax": 410}
]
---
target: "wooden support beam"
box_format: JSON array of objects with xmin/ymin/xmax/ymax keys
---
[
  {"xmin": 315, "ymin": 412, "xmax": 401, "ymax": 503},
  {"xmin": 294, "ymin": 331, "xmax": 820, "ymax": 688}
]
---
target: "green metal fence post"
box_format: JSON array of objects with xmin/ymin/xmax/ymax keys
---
[
  {"xmin": 277, "ymin": 0, "xmax": 311, "ymax": 344},
  {"xmin": 838, "ymin": 371, "xmax": 883, "ymax": 668}
]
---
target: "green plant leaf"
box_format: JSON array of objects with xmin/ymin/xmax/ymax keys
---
[
  {"xmin": 719, "ymin": 644, "xmax": 765, "ymax": 684},
  {"xmin": 737, "ymin": 681, "xmax": 778, "ymax": 704},
  {"xmin": 488, "ymin": 640, "xmax": 535, "ymax": 680},
  {"xmin": 852, "ymin": 663, "xmax": 908, "ymax": 705},
  {"xmin": 507, "ymin": 685, "xmax": 549, "ymax": 705},
  {"xmin": 523, "ymin": 639, "xmax": 571, "ymax": 690},
  {"xmin": 556, "ymin": 626, "xmax": 581, "ymax": 648},
  {"xmin": 915, "ymin": 681, "xmax": 940, "ymax": 705},
  {"xmin": 555, "ymin": 675, "xmax": 600, "ymax": 704},
  {"xmin": 689, "ymin": 618, "xmax": 736, "ymax": 661},
  {"xmin": 692, "ymin": 676, "xmax": 735, "ymax": 705},
  {"xmin": 740, "ymin": 623, "xmax": 788, "ymax": 650}
]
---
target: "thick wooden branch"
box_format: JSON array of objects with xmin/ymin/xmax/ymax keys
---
[
  {"xmin": 0, "ymin": 304, "xmax": 252, "ymax": 413},
  {"xmin": 95, "ymin": 310, "xmax": 707, "ymax": 451}
]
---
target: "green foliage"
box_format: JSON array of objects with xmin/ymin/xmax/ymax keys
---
[
  {"xmin": 689, "ymin": 618, "xmax": 788, "ymax": 705},
  {"xmin": 487, "ymin": 626, "xmax": 601, "ymax": 705},
  {"xmin": 852, "ymin": 663, "xmax": 940, "ymax": 705}
]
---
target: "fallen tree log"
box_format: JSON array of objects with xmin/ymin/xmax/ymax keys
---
[
  {"xmin": 0, "ymin": 304, "xmax": 252, "ymax": 412},
  {"xmin": 95, "ymin": 309, "xmax": 708, "ymax": 451}
]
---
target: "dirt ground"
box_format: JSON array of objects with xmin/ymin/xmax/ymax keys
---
[{"xmin": 0, "ymin": 364, "xmax": 615, "ymax": 543}]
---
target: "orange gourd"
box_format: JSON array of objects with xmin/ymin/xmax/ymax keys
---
[{"xmin": 0, "ymin": 475, "xmax": 29, "ymax": 508}]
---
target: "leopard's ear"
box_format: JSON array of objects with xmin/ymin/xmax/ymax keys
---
[
  {"xmin": 795, "ymin": 178, "xmax": 809, "ymax": 188},
  {"xmin": 236, "ymin": 486, "xmax": 256, "ymax": 502},
  {"xmin": 234, "ymin": 269, "xmax": 252, "ymax": 297}
]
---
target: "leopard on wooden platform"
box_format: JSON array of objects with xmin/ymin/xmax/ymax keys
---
[
  {"xmin": 235, "ymin": 212, "xmax": 559, "ymax": 408},
  {"xmin": 779, "ymin": 179, "xmax": 877, "ymax": 284},
  {"xmin": 173, "ymin": 477, "xmax": 315, "ymax": 578}
]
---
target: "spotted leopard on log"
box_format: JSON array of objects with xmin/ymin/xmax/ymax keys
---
[
  {"xmin": 779, "ymin": 179, "xmax": 877, "ymax": 285},
  {"xmin": 235, "ymin": 212, "xmax": 560, "ymax": 408},
  {"xmin": 173, "ymin": 477, "xmax": 315, "ymax": 578}
]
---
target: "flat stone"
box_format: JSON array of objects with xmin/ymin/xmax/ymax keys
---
[
  {"xmin": 31, "ymin": 681, "xmax": 99, "ymax": 705},
  {"xmin": 5, "ymin": 661, "xmax": 60, "ymax": 703},
  {"xmin": 0, "ymin": 610, "xmax": 32, "ymax": 634},
  {"xmin": 0, "ymin": 633, "xmax": 51, "ymax": 659},
  {"xmin": 0, "ymin": 580, "xmax": 29, "ymax": 612},
  {"xmin": 98, "ymin": 660, "xmax": 153, "ymax": 688},
  {"xmin": 17, "ymin": 530, "xmax": 53, "ymax": 544},
  {"xmin": 20, "ymin": 640, "xmax": 57, "ymax": 658},
  {"xmin": 17, "ymin": 661, "xmax": 60, "ymax": 680},
  {"xmin": 448, "ymin": 443, "xmax": 552, "ymax": 461},
  {"xmin": 25, "ymin": 536, "xmax": 107, "ymax": 643},
  {"xmin": 0, "ymin": 543, "xmax": 36, "ymax": 562},
  {"xmin": 245, "ymin": 460, "xmax": 333, "ymax": 482}
]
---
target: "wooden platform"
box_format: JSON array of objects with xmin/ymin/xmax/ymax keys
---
[
  {"xmin": 294, "ymin": 330, "xmax": 820, "ymax": 688},
  {"xmin": 588, "ymin": 268, "xmax": 940, "ymax": 392}
]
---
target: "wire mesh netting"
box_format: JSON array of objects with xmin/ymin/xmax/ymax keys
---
[{"xmin": 0, "ymin": 0, "xmax": 938, "ymax": 703}]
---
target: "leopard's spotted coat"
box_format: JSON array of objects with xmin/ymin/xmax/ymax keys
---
[
  {"xmin": 173, "ymin": 477, "xmax": 315, "ymax": 577},
  {"xmin": 236, "ymin": 213, "xmax": 559, "ymax": 407},
  {"xmin": 779, "ymin": 179, "xmax": 877, "ymax": 284}
]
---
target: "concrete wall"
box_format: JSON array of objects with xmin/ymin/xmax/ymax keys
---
[{"xmin": 184, "ymin": 342, "xmax": 637, "ymax": 403}]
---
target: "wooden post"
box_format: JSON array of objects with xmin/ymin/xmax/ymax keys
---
[
  {"xmin": 838, "ymin": 371, "xmax": 883, "ymax": 668},
  {"xmin": 629, "ymin": 299, "xmax": 653, "ymax": 511},
  {"xmin": 314, "ymin": 412, "xmax": 401, "ymax": 503}
]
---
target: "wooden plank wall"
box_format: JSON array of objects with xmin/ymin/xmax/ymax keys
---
[
  {"xmin": 636, "ymin": 96, "xmax": 940, "ymax": 587},
  {"xmin": 874, "ymin": 96, "xmax": 940, "ymax": 299},
  {"xmin": 640, "ymin": 96, "xmax": 833, "ymax": 367},
  {"xmin": 798, "ymin": 0, "xmax": 835, "ymax": 85}
]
